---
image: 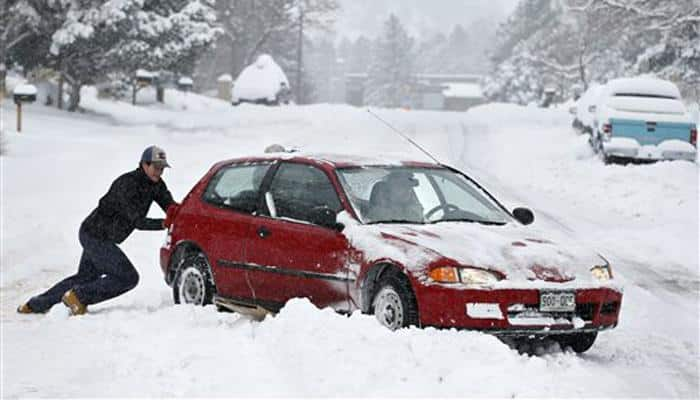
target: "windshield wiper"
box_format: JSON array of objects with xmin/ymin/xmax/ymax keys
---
[
  {"xmin": 367, "ymin": 219, "xmax": 424, "ymax": 225},
  {"xmin": 432, "ymin": 218, "xmax": 505, "ymax": 226}
]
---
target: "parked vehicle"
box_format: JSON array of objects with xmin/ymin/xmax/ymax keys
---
[
  {"xmin": 232, "ymin": 54, "xmax": 291, "ymax": 106},
  {"xmin": 161, "ymin": 153, "xmax": 622, "ymax": 353},
  {"xmin": 573, "ymin": 83, "xmax": 604, "ymax": 134},
  {"xmin": 590, "ymin": 77, "xmax": 697, "ymax": 163}
]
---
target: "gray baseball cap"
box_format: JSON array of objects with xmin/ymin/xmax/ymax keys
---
[{"xmin": 141, "ymin": 145, "xmax": 171, "ymax": 167}]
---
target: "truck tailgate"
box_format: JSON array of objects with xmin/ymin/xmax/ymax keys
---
[{"xmin": 610, "ymin": 118, "xmax": 692, "ymax": 145}]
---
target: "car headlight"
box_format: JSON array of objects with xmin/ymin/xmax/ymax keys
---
[
  {"xmin": 591, "ymin": 266, "xmax": 612, "ymax": 281},
  {"xmin": 429, "ymin": 267, "xmax": 501, "ymax": 285},
  {"xmin": 591, "ymin": 255, "xmax": 613, "ymax": 281}
]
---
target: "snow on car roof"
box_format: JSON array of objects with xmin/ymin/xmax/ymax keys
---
[
  {"xmin": 604, "ymin": 77, "xmax": 681, "ymax": 99},
  {"xmin": 219, "ymin": 151, "xmax": 439, "ymax": 169}
]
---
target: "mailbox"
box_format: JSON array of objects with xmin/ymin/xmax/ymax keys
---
[
  {"xmin": 13, "ymin": 84, "xmax": 38, "ymax": 104},
  {"xmin": 177, "ymin": 76, "xmax": 193, "ymax": 91},
  {"xmin": 135, "ymin": 69, "xmax": 155, "ymax": 86}
]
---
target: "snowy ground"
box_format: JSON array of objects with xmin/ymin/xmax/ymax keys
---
[{"xmin": 1, "ymin": 89, "xmax": 698, "ymax": 397}]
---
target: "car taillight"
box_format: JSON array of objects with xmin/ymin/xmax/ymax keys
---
[
  {"xmin": 691, "ymin": 127, "xmax": 697, "ymax": 147},
  {"xmin": 603, "ymin": 123, "xmax": 612, "ymax": 134}
]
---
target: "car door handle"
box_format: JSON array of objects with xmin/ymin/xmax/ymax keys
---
[{"xmin": 257, "ymin": 226, "xmax": 271, "ymax": 238}]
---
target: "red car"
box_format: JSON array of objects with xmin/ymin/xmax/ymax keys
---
[{"xmin": 161, "ymin": 152, "xmax": 622, "ymax": 353}]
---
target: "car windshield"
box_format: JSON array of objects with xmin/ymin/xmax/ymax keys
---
[{"xmin": 337, "ymin": 166, "xmax": 510, "ymax": 225}]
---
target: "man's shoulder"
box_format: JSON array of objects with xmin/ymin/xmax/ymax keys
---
[{"xmin": 111, "ymin": 169, "xmax": 140, "ymax": 186}]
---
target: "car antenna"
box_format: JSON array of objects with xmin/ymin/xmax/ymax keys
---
[{"xmin": 366, "ymin": 108, "xmax": 442, "ymax": 165}]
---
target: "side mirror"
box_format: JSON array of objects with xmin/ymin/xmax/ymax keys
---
[
  {"xmin": 588, "ymin": 105, "xmax": 597, "ymax": 114},
  {"xmin": 513, "ymin": 207, "xmax": 534, "ymax": 225},
  {"xmin": 309, "ymin": 206, "xmax": 344, "ymax": 232}
]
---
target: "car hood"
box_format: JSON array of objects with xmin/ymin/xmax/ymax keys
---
[{"xmin": 340, "ymin": 215, "xmax": 610, "ymax": 287}]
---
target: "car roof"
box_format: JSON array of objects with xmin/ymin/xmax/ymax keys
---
[{"xmin": 213, "ymin": 152, "xmax": 441, "ymax": 170}]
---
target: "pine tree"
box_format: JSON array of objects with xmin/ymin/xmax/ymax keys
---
[
  {"xmin": 365, "ymin": 14, "xmax": 414, "ymax": 108},
  {"xmin": 487, "ymin": 0, "xmax": 700, "ymax": 103}
]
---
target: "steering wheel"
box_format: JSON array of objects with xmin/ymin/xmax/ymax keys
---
[{"xmin": 425, "ymin": 203, "xmax": 460, "ymax": 220}]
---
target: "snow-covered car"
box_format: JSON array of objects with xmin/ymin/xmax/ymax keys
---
[
  {"xmin": 591, "ymin": 77, "xmax": 697, "ymax": 163},
  {"xmin": 161, "ymin": 153, "xmax": 622, "ymax": 353},
  {"xmin": 573, "ymin": 83, "xmax": 604, "ymax": 133},
  {"xmin": 232, "ymin": 54, "xmax": 291, "ymax": 106}
]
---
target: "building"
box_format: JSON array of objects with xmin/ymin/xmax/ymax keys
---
[{"xmin": 344, "ymin": 73, "xmax": 486, "ymax": 111}]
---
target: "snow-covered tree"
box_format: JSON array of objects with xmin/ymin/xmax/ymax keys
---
[
  {"xmin": 488, "ymin": 0, "xmax": 700, "ymax": 103},
  {"xmin": 47, "ymin": 0, "xmax": 220, "ymax": 110},
  {"xmin": 365, "ymin": 14, "xmax": 414, "ymax": 108},
  {"xmin": 5, "ymin": 0, "xmax": 219, "ymax": 110},
  {"xmin": 199, "ymin": 0, "xmax": 336, "ymax": 96},
  {"xmin": 341, "ymin": 35, "xmax": 372, "ymax": 73}
]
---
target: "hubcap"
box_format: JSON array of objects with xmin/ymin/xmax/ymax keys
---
[
  {"xmin": 373, "ymin": 286, "xmax": 404, "ymax": 330},
  {"xmin": 179, "ymin": 267, "xmax": 205, "ymax": 305}
]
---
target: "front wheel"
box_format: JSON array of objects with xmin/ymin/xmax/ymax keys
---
[
  {"xmin": 371, "ymin": 270, "xmax": 419, "ymax": 330},
  {"xmin": 173, "ymin": 253, "xmax": 216, "ymax": 306}
]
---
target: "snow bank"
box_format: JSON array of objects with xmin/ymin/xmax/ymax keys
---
[{"xmin": 1, "ymin": 95, "xmax": 697, "ymax": 397}]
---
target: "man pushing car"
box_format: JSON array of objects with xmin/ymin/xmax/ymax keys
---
[{"xmin": 18, "ymin": 145, "xmax": 177, "ymax": 316}]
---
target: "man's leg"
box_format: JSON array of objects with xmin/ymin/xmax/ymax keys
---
[
  {"xmin": 72, "ymin": 231, "xmax": 139, "ymax": 306},
  {"xmin": 26, "ymin": 252, "xmax": 99, "ymax": 313}
]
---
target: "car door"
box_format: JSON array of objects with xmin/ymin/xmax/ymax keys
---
[
  {"xmin": 199, "ymin": 162, "xmax": 272, "ymax": 301},
  {"xmin": 245, "ymin": 162, "xmax": 352, "ymax": 311}
]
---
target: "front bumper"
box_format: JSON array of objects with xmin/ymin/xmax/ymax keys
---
[{"xmin": 414, "ymin": 284, "xmax": 622, "ymax": 335}]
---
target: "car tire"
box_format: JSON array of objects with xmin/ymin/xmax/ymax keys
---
[
  {"xmin": 558, "ymin": 332, "xmax": 598, "ymax": 353},
  {"xmin": 173, "ymin": 252, "xmax": 216, "ymax": 306},
  {"xmin": 371, "ymin": 269, "xmax": 419, "ymax": 330}
]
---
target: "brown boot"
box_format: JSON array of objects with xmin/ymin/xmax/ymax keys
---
[
  {"xmin": 17, "ymin": 303, "xmax": 37, "ymax": 314},
  {"xmin": 62, "ymin": 290, "xmax": 87, "ymax": 316}
]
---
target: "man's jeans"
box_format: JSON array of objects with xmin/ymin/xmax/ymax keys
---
[{"xmin": 28, "ymin": 227, "xmax": 139, "ymax": 312}]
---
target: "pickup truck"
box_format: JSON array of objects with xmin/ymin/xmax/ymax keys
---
[{"xmin": 591, "ymin": 77, "xmax": 697, "ymax": 163}]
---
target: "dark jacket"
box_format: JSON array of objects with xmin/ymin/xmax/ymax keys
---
[{"xmin": 81, "ymin": 167, "xmax": 175, "ymax": 243}]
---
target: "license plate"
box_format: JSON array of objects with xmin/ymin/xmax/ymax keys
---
[{"xmin": 540, "ymin": 291, "xmax": 575, "ymax": 312}]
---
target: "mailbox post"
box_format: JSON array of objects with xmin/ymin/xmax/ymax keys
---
[{"xmin": 13, "ymin": 84, "xmax": 37, "ymax": 133}]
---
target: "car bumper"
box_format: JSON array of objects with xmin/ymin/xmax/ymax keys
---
[
  {"xmin": 160, "ymin": 246, "xmax": 173, "ymax": 284},
  {"xmin": 603, "ymin": 138, "xmax": 696, "ymax": 161},
  {"xmin": 414, "ymin": 285, "xmax": 622, "ymax": 335}
]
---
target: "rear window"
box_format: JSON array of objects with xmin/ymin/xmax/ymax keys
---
[
  {"xmin": 605, "ymin": 96, "xmax": 686, "ymax": 115},
  {"xmin": 613, "ymin": 93, "xmax": 677, "ymax": 100},
  {"xmin": 203, "ymin": 163, "xmax": 271, "ymax": 214}
]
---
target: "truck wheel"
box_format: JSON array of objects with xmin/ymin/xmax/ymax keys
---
[
  {"xmin": 173, "ymin": 252, "xmax": 216, "ymax": 306},
  {"xmin": 371, "ymin": 269, "xmax": 419, "ymax": 330}
]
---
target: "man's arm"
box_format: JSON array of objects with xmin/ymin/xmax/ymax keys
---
[
  {"xmin": 154, "ymin": 180, "xmax": 176, "ymax": 212},
  {"xmin": 135, "ymin": 218, "xmax": 166, "ymax": 231},
  {"xmin": 136, "ymin": 180, "xmax": 176, "ymax": 230}
]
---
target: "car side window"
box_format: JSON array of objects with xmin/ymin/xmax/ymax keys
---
[
  {"xmin": 268, "ymin": 163, "xmax": 341, "ymax": 222},
  {"xmin": 203, "ymin": 163, "xmax": 271, "ymax": 214}
]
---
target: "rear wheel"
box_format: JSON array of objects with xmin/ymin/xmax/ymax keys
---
[
  {"xmin": 173, "ymin": 252, "xmax": 216, "ymax": 306},
  {"xmin": 556, "ymin": 332, "xmax": 598, "ymax": 353},
  {"xmin": 371, "ymin": 270, "xmax": 419, "ymax": 330}
]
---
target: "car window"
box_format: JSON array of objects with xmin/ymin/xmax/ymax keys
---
[
  {"xmin": 268, "ymin": 163, "xmax": 341, "ymax": 223},
  {"xmin": 431, "ymin": 173, "xmax": 500, "ymax": 219},
  {"xmin": 203, "ymin": 163, "xmax": 271, "ymax": 214},
  {"xmin": 337, "ymin": 166, "xmax": 509, "ymax": 225}
]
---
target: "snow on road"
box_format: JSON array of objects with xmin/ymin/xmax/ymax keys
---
[{"xmin": 1, "ymin": 90, "xmax": 698, "ymax": 397}]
